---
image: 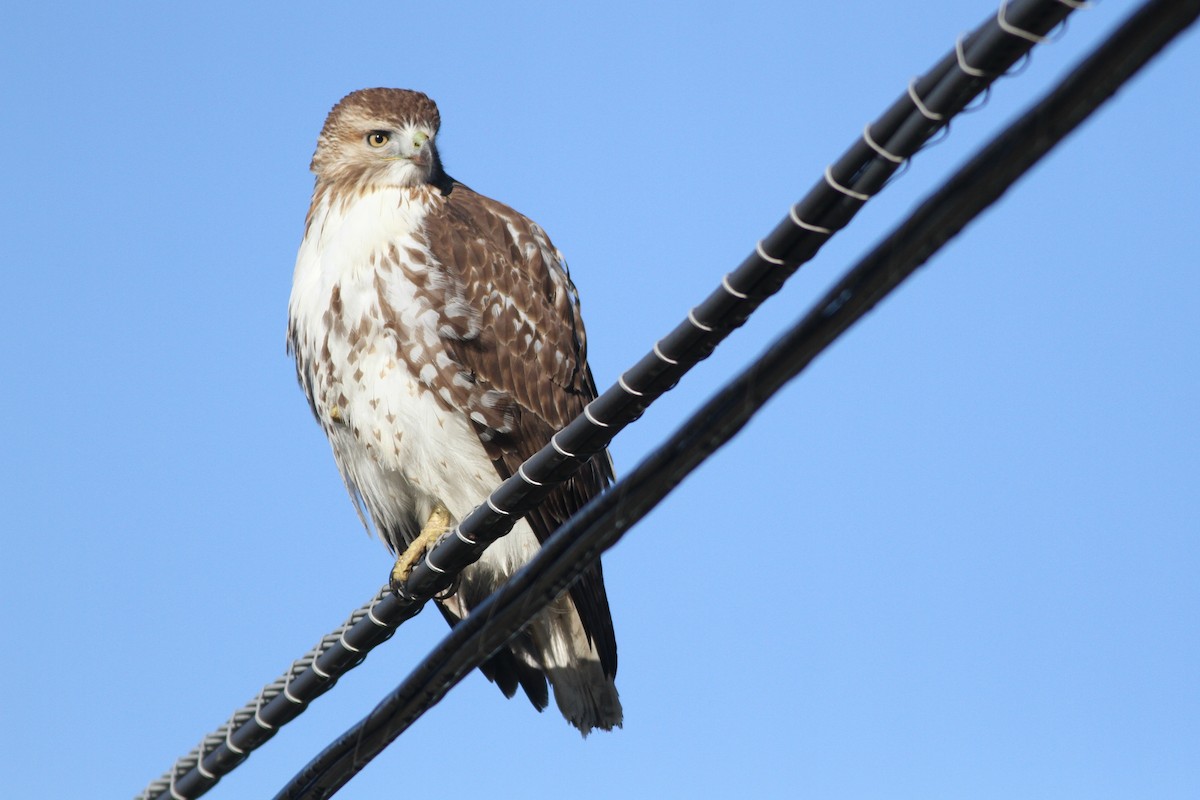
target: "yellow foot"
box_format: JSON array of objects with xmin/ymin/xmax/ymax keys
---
[{"xmin": 389, "ymin": 503, "xmax": 452, "ymax": 593}]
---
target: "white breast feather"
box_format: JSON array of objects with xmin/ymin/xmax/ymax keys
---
[{"xmin": 289, "ymin": 188, "xmax": 539, "ymax": 575}]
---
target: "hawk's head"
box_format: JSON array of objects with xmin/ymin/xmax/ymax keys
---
[{"xmin": 311, "ymin": 88, "xmax": 443, "ymax": 190}]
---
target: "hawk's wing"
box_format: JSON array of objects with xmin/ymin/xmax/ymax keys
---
[{"xmin": 421, "ymin": 178, "xmax": 617, "ymax": 677}]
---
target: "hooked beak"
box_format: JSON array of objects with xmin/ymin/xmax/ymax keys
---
[
  {"xmin": 409, "ymin": 131, "xmax": 431, "ymax": 166},
  {"xmin": 386, "ymin": 131, "xmax": 431, "ymax": 167}
]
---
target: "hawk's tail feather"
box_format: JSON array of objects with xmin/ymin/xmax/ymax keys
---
[
  {"xmin": 435, "ymin": 601, "xmax": 549, "ymax": 711},
  {"xmin": 437, "ymin": 581, "xmax": 621, "ymax": 734},
  {"xmin": 527, "ymin": 593, "xmax": 624, "ymax": 735},
  {"xmin": 545, "ymin": 661, "xmax": 623, "ymax": 737},
  {"xmin": 480, "ymin": 648, "xmax": 551, "ymax": 712}
]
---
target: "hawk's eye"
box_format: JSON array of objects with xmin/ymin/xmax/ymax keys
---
[{"xmin": 366, "ymin": 131, "xmax": 390, "ymax": 148}]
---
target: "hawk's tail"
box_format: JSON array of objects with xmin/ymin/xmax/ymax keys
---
[
  {"xmin": 526, "ymin": 591, "xmax": 623, "ymax": 735},
  {"xmin": 437, "ymin": 589, "xmax": 623, "ymax": 735}
]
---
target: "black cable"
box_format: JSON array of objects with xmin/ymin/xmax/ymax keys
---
[{"xmin": 275, "ymin": 1, "xmax": 1200, "ymax": 796}]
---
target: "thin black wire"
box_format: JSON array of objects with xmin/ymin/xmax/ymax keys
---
[
  {"xmin": 138, "ymin": 1, "xmax": 1085, "ymax": 798},
  {"xmin": 277, "ymin": 1, "xmax": 1200, "ymax": 796}
]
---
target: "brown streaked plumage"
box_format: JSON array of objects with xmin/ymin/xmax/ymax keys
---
[{"xmin": 288, "ymin": 88, "xmax": 620, "ymax": 733}]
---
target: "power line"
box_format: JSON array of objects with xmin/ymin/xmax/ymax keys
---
[
  {"xmin": 137, "ymin": 1, "xmax": 1090, "ymax": 798},
  {"xmin": 274, "ymin": 2, "xmax": 1200, "ymax": 796}
]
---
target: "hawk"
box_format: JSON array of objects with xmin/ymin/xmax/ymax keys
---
[{"xmin": 287, "ymin": 88, "xmax": 621, "ymax": 733}]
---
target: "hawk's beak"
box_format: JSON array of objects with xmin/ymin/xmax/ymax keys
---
[
  {"xmin": 410, "ymin": 132, "xmax": 430, "ymax": 166},
  {"xmin": 384, "ymin": 131, "xmax": 432, "ymax": 167}
]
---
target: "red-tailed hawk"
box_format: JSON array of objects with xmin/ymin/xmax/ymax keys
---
[{"xmin": 287, "ymin": 88, "xmax": 621, "ymax": 733}]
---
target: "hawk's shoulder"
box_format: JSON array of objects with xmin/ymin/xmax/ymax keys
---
[{"xmin": 422, "ymin": 179, "xmax": 599, "ymax": 449}]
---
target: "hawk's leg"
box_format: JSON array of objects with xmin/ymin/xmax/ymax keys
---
[{"xmin": 389, "ymin": 502, "xmax": 452, "ymax": 592}]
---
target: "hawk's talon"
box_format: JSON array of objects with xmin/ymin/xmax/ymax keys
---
[
  {"xmin": 389, "ymin": 503, "xmax": 453, "ymax": 594},
  {"xmin": 433, "ymin": 575, "xmax": 461, "ymax": 601}
]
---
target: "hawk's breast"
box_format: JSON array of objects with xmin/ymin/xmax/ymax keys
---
[{"xmin": 288, "ymin": 185, "xmax": 499, "ymax": 541}]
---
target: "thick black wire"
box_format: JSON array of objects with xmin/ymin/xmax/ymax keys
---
[{"xmin": 276, "ymin": 1, "xmax": 1200, "ymax": 796}]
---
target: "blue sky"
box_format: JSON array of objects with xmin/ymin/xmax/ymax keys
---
[{"xmin": 2, "ymin": 2, "xmax": 1197, "ymax": 798}]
